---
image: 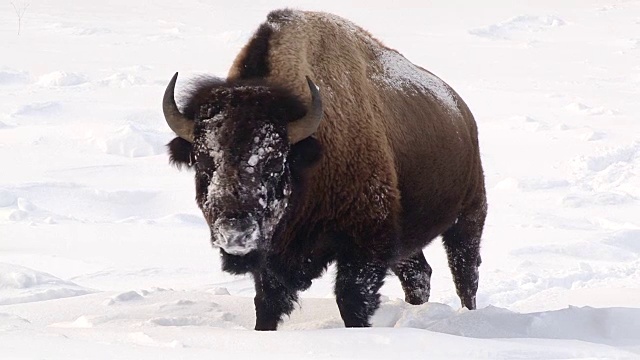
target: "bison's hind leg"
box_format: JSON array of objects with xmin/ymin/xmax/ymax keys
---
[
  {"xmin": 442, "ymin": 195, "xmax": 487, "ymax": 310},
  {"xmin": 392, "ymin": 251, "xmax": 432, "ymax": 305}
]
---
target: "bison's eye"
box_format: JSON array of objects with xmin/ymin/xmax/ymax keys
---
[
  {"xmin": 196, "ymin": 152, "xmax": 217, "ymax": 172},
  {"xmin": 194, "ymin": 154, "xmax": 216, "ymax": 199},
  {"xmin": 195, "ymin": 170, "xmax": 211, "ymax": 205}
]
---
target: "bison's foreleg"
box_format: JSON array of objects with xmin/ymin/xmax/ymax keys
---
[
  {"xmin": 392, "ymin": 251, "xmax": 432, "ymax": 305},
  {"xmin": 442, "ymin": 197, "xmax": 486, "ymax": 310},
  {"xmin": 334, "ymin": 260, "xmax": 387, "ymax": 327},
  {"xmin": 252, "ymin": 270, "xmax": 298, "ymax": 330}
]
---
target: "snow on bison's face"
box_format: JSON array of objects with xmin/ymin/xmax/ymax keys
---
[{"xmin": 163, "ymin": 73, "xmax": 323, "ymax": 255}]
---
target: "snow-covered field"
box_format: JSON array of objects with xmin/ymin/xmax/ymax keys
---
[{"xmin": 2, "ymin": 0, "xmax": 639, "ymax": 358}]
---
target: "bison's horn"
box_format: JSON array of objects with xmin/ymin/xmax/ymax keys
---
[
  {"xmin": 163, "ymin": 72, "xmax": 195, "ymax": 143},
  {"xmin": 288, "ymin": 76, "xmax": 323, "ymax": 144}
]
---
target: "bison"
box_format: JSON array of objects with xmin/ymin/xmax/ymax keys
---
[{"xmin": 163, "ymin": 9, "xmax": 487, "ymax": 330}]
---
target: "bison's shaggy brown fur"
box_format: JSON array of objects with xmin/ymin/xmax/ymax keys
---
[{"xmin": 166, "ymin": 9, "xmax": 487, "ymax": 330}]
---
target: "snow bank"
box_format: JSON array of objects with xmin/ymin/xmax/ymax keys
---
[
  {"xmin": 376, "ymin": 301, "xmax": 640, "ymax": 346},
  {"xmin": 0, "ymin": 263, "xmax": 94, "ymax": 305},
  {"xmin": 4, "ymin": 289, "xmax": 638, "ymax": 359}
]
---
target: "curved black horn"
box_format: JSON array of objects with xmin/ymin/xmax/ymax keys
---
[
  {"xmin": 163, "ymin": 72, "xmax": 194, "ymax": 143},
  {"xmin": 287, "ymin": 76, "xmax": 323, "ymax": 144}
]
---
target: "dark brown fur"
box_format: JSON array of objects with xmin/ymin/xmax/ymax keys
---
[{"xmin": 167, "ymin": 9, "xmax": 487, "ymax": 330}]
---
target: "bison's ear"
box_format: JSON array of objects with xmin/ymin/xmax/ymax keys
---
[{"xmin": 167, "ymin": 137, "xmax": 195, "ymax": 169}]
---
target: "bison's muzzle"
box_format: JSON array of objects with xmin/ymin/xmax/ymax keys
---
[{"xmin": 211, "ymin": 215, "xmax": 261, "ymax": 255}]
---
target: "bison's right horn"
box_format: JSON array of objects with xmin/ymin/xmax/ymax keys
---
[
  {"xmin": 163, "ymin": 72, "xmax": 195, "ymax": 143},
  {"xmin": 287, "ymin": 76, "xmax": 323, "ymax": 144}
]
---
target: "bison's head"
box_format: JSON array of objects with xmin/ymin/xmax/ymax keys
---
[{"xmin": 163, "ymin": 73, "xmax": 323, "ymax": 256}]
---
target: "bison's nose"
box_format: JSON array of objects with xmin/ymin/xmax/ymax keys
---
[{"xmin": 212, "ymin": 215, "xmax": 260, "ymax": 255}]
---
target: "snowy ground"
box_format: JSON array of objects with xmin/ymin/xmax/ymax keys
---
[{"xmin": 1, "ymin": 0, "xmax": 640, "ymax": 358}]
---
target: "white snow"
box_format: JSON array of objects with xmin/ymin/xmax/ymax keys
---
[
  {"xmin": 0, "ymin": 68, "xmax": 30, "ymax": 85},
  {"xmin": 37, "ymin": 71, "xmax": 89, "ymax": 87},
  {"xmin": 2, "ymin": 0, "xmax": 640, "ymax": 359},
  {"xmin": 247, "ymin": 154, "xmax": 259, "ymax": 166},
  {"xmin": 90, "ymin": 123, "xmax": 169, "ymax": 158},
  {"xmin": 469, "ymin": 15, "xmax": 567, "ymax": 41},
  {"xmin": 0, "ymin": 264, "xmax": 94, "ymax": 305}
]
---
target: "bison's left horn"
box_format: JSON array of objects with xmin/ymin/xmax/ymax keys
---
[
  {"xmin": 163, "ymin": 72, "xmax": 195, "ymax": 143},
  {"xmin": 288, "ymin": 76, "xmax": 323, "ymax": 144}
]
